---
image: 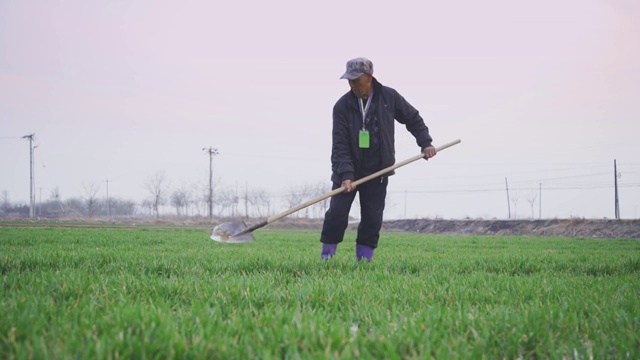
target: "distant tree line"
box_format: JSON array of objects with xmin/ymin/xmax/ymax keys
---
[{"xmin": 0, "ymin": 172, "xmax": 331, "ymax": 220}]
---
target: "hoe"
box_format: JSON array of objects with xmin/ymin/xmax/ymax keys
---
[{"xmin": 211, "ymin": 139, "xmax": 461, "ymax": 243}]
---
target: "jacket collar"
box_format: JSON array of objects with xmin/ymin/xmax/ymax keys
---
[
  {"xmin": 349, "ymin": 77, "xmax": 382, "ymax": 102},
  {"xmin": 371, "ymin": 77, "xmax": 382, "ymax": 92}
]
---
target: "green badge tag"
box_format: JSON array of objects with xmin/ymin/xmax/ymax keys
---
[{"xmin": 359, "ymin": 130, "xmax": 370, "ymax": 148}]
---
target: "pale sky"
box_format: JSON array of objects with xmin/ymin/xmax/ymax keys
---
[{"xmin": 1, "ymin": 0, "xmax": 639, "ymax": 220}]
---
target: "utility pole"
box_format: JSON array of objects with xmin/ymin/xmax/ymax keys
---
[
  {"xmin": 505, "ymin": 177, "xmax": 511, "ymax": 219},
  {"xmin": 203, "ymin": 147, "xmax": 218, "ymax": 220},
  {"xmin": 614, "ymin": 159, "xmax": 620, "ymax": 219},
  {"xmin": 235, "ymin": 181, "xmax": 239, "ymax": 217},
  {"xmin": 105, "ymin": 178, "xmax": 111, "ymax": 218},
  {"xmin": 22, "ymin": 133, "xmax": 36, "ymax": 218},
  {"xmin": 404, "ymin": 190, "xmax": 407, "ymax": 219},
  {"xmin": 38, "ymin": 187, "xmax": 46, "ymax": 217},
  {"xmin": 539, "ymin": 182, "xmax": 542, "ymax": 220},
  {"xmin": 245, "ymin": 181, "xmax": 249, "ymax": 219}
]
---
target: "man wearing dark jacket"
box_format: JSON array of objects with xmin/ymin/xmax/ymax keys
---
[{"xmin": 320, "ymin": 57, "xmax": 437, "ymax": 261}]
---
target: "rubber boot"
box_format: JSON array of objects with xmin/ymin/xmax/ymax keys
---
[
  {"xmin": 321, "ymin": 243, "xmax": 338, "ymax": 260},
  {"xmin": 356, "ymin": 244, "xmax": 374, "ymax": 262}
]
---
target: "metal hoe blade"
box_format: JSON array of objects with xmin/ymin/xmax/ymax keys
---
[{"xmin": 210, "ymin": 221, "xmax": 256, "ymax": 243}]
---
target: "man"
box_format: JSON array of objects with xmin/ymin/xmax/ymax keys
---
[{"xmin": 320, "ymin": 57, "xmax": 437, "ymax": 262}]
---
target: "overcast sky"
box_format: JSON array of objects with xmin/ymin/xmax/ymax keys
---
[{"xmin": 1, "ymin": 0, "xmax": 639, "ymax": 220}]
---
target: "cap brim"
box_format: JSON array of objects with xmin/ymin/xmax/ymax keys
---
[{"xmin": 340, "ymin": 71, "xmax": 364, "ymax": 80}]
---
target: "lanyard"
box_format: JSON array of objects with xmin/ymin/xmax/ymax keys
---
[{"xmin": 358, "ymin": 88, "xmax": 374, "ymax": 130}]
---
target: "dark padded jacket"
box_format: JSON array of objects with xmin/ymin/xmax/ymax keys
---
[{"xmin": 330, "ymin": 78, "xmax": 433, "ymax": 183}]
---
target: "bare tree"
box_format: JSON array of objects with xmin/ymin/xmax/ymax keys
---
[
  {"xmin": 198, "ymin": 180, "xmax": 209, "ymax": 217},
  {"xmin": 50, "ymin": 187, "xmax": 60, "ymax": 203},
  {"xmin": 170, "ymin": 187, "xmax": 191, "ymax": 217},
  {"xmin": 245, "ymin": 188, "xmax": 271, "ymax": 218},
  {"xmin": 144, "ymin": 172, "xmax": 168, "ymax": 219},
  {"xmin": 215, "ymin": 187, "xmax": 238, "ymax": 218},
  {"xmin": 1, "ymin": 190, "xmax": 9, "ymax": 211},
  {"xmin": 285, "ymin": 187, "xmax": 304, "ymax": 218},
  {"xmin": 140, "ymin": 199, "xmax": 154, "ymax": 217},
  {"xmin": 188, "ymin": 180, "xmax": 206, "ymax": 216},
  {"xmin": 108, "ymin": 198, "xmax": 137, "ymax": 218},
  {"xmin": 64, "ymin": 197, "xmax": 85, "ymax": 218},
  {"xmin": 510, "ymin": 194, "xmax": 520, "ymax": 219},
  {"xmin": 312, "ymin": 182, "xmax": 331, "ymax": 218},
  {"xmin": 82, "ymin": 182, "xmax": 100, "ymax": 218},
  {"xmin": 199, "ymin": 177, "xmax": 221, "ymax": 217},
  {"xmin": 526, "ymin": 191, "xmax": 538, "ymax": 219},
  {"xmin": 48, "ymin": 187, "xmax": 65, "ymax": 217},
  {"xmin": 207, "ymin": 177, "xmax": 222, "ymax": 218},
  {"xmin": 285, "ymin": 184, "xmax": 316, "ymax": 218}
]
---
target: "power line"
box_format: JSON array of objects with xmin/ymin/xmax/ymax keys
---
[
  {"xmin": 215, "ymin": 151, "xmax": 325, "ymax": 161},
  {"xmin": 212, "ymin": 181, "xmax": 640, "ymax": 199},
  {"xmin": 400, "ymin": 167, "xmax": 615, "ymax": 183},
  {"xmin": 511, "ymin": 172, "xmax": 611, "ymax": 183},
  {"xmin": 385, "ymin": 183, "xmax": 640, "ymax": 195}
]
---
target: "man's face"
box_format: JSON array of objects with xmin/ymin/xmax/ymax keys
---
[{"xmin": 348, "ymin": 74, "xmax": 372, "ymax": 98}]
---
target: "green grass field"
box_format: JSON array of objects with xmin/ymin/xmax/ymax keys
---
[{"xmin": 1, "ymin": 226, "xmax": 639, "ymax": 359}]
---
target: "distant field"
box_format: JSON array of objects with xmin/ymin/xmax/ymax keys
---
[{"xmin": 1, "ymin": 227, "xmax": 639, "ymax": 359}]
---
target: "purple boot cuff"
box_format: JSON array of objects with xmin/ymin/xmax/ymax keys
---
[
  {"xmin": 356, "ymin": 244, "xmax": 374, "ymax": 262},
  {"xmin": 321, "ymin": 243, "xmax": 338, "ymax": 260}
]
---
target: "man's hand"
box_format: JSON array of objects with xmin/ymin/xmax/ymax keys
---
[
  {"xmin": 342, "ymin": 179, "xmax": 356, "ymax": 192},
  {"xmin": 423, "ymin": 146, "xmax": 437, "ymax": 160}
]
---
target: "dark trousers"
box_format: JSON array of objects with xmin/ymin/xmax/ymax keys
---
[{"xmin": 320, "ymin": 176, "xmax": 388, "ymax": 249}]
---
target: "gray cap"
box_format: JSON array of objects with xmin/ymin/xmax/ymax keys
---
[{"xmin": 339, "ymin": 57, "xmax": 374, "ymax": 80}]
